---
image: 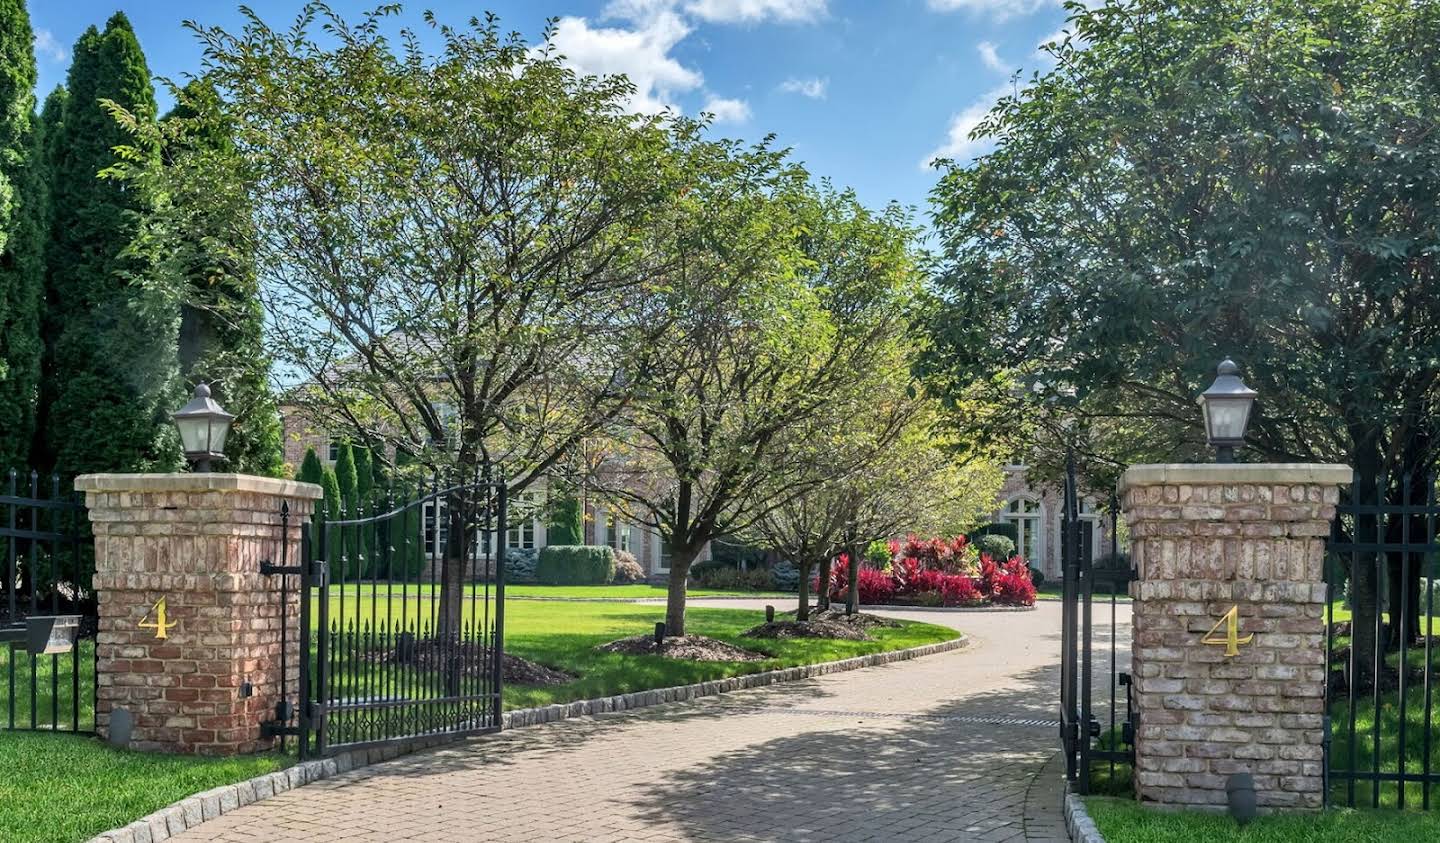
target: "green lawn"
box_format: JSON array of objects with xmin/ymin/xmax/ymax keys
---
[
  {"xmin": 0, "ymin": 731, "xmax": 285, "ymax": 843},
  {"xmin": 505, "ymin": 584, "xmax": 791, "ymax": 600},
  {"xmin": 1086, "ymin": 796, "xmax": 1440, "ymax": 842},
  {"xmin": 1035, "ymin": 584, "xmax": 1131, "ymax": 602}
]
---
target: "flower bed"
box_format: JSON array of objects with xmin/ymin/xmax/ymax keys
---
[{"xmin": 824, "ymin": 535, "xmax": 1037, "ymax": 608}]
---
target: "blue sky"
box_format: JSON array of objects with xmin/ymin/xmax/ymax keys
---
[{"xmin": 32, "ymin": 0, "xmax": 1076, "ymax": 219}]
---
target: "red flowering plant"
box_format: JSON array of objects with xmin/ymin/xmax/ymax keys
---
[{"xmin": 825, "ymin": 534, "xmax": 1036, "ymax": 608}]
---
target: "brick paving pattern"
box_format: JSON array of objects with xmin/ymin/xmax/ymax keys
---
[{"xmin": 175, "ymin": 601, "xmax": 1126, "ymax": 842}]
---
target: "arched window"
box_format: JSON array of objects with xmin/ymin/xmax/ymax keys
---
[{"xmin": 1002, "ymin": 497, "xmax": 1043, "ymax": 562}]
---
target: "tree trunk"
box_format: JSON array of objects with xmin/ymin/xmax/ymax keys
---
[
  {"xmin": 797, "ymin": 558, "xmax": 812, "ymax": 622},
  {"xmin": 665, "ymin": 544, "xmax": 700, "ymax": 637},
  {"xmin": 846, "ymin": 547, "xmax": 860, "ymax": 616},
  {"xmin": 438, "ymin": 486, "xmax": 468, "ymax": 696},
  {"xmin": 817, "ymin": 556, "xmax": 831, "ymax": 611}
]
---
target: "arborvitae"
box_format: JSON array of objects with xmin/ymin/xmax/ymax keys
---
[
  {"xmin": 0, "ymin": 0, "xmax": 41, "ymax": 469},
  {"xmin": 319, "ymin": 464, "xmax": 341, "ymax": 521},
  {"xmin": 43, "ymin": 13, "xmax": 178, "ymax": 475},
  {"xmin": 163, "ymin": 81, "xmax": 283, "ymax": 477},
  {"xmin": 334, "ymin": 442, "xmax": 358, "ymax": 511},
  {"xmin": 296, "ymin": 446, "xmax": 324, "ymax": 485}
]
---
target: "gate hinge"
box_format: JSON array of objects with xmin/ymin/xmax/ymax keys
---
[{"xmin": 260, "ymin": 721, "xmax": 300, "ymax": 738}]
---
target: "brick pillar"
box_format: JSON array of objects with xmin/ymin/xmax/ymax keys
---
[
  {"xmin": 1121, "ymin": 463, "xmax": 1350, "ymax": 810},
  {"xmin": 75, "ymin": 473, "xmax": 321, "ymax": 755}
]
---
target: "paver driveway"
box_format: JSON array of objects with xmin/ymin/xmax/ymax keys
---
[{"xmin": 176, "ymin": 600, "xmax": 1128, "ymax": 842}]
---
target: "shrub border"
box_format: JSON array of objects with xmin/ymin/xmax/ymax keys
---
[{"xmin": 86, "ymin": 635, "xmax": 968, "ymax": 843}]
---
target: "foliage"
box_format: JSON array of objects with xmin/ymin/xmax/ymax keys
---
[
  {"xmin": 1085, "ymin": 794, "xmax": 1440, "ymax": 843},
  {"xmin": 969, "ymin": 522, "xmax": 1018, "ymax": 545},
  {"xmin": 769, "ymin": 561, "xmax": 800, "ymax": 592},
  {"xmin": 976, "ymin": 534, "xmax": 1016, "ymax": 564},
  {"xmin": 536, "ymin": 545, "xmax": 616, "ymax": 586},
  {"xmin": 545, "ymin": 489, "xmax": 583, "ymax": 547},
  {"xmin": 318, "ymin": 465, "xmax": 341, "ymax": 521},
  {"xmin": 923, "ymin": 0, "xmax": 1440, "ymax": 659},
  {"xmin": 828, "ymin": 536, "xmax": 1036, "ymax": 607},
  {"xmin": 153, "ymin": 81, "xmax": 283, "ymax": 477},
  {"xmin": 505, "ymin": 548, "xmax": 540, "ymax": 585},
  {"xmin": 0, "ymin": 1, "xmax": 42, "ymax": 470},
  {"xmin": 612, "ymin": 550, "xmax": 645, "ymax": 584},
  {"xmin": 689, "ymin": 565, "xmax": 774, "ymax": 592},
  {"xmin": 864, "ymin": 540, "xmax": 891, "ymax": 566},
  {"xmin": 42, "ymin": 13, "xmax": 178, "ymax": 476}
]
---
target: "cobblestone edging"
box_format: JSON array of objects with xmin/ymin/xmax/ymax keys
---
[
  {"xmin": 1064, "ymin": 790, "xmax": 1106, "ymax": 843},
  {"xmin": 86, "ymin": 635, "xmax": 968, "ymax": 843}
]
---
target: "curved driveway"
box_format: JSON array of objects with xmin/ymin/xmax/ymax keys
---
[{"xmin": 176, "ymin": 600, "xmax": 1127, "ymax": 842}]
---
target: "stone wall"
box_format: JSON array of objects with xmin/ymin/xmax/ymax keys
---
[
  {"xmin": 1121, "ymin": 464, "xmax": 1350, "ymax": 810},
  {"xmin": 77, "ymin": 473, "xmax": 322, "ymax": 755}
]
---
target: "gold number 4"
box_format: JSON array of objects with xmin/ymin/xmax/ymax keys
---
[
  {"xmin": 138, "ymin": 597, "xmax": 177, "ymax": 640},
  {"xmin": 1201, "ymin": 605, "xmax": 1253, "ymax": 657}
]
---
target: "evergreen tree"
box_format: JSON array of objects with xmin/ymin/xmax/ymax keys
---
[
  {"xmin": 333, "ymin": 442, "xmax": 357, "ymax": 511},
  {"xmin": 0, "ymin": 0, "xmax": 42, "ymax": 469},
  {"xmin": 161, "ymin": 81, "xmax": 283, "ymax": 477},
  {"xmin": 353, "ymin": 444, "xmax": 373, "ymax": 502},
  {"xmin": 42, "ymin": 13, "xmax": 178, "ymax": 475},
  {"xmin": 319, "ymin": 464, "xmax": 341, "ymax": 521},
  {"xmin": 295, "ymin": 445, "xmax": 324, "ymax": 485}
]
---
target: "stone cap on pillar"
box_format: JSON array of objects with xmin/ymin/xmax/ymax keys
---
[
  {"xmin": 1118, "ymin": 463, "xmax": 1352, "ymax": 494},
  {"xmin": 75, "ymin": 473, "xmax": 324, "ymax": 499}
]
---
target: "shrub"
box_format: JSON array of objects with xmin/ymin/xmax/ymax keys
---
[
  {"xmin": 770, "ymin": 560, "xmax": 800, "ymax": 591},
  {"xmin": 691, "ymin": 565, "xmax": 773, "ymax": 591},
  {"xmin": 984, "ymin": 557, "xmax": 1037, "ymax": 606},
  {"xmin": 612, "ymin": 550, "xmax": 645, "ymax": 584},
  {"xmin": 864, "ymin": 539, "xmax": 892, "ymax": 566},
  {"xmin": 970, "ymin": 522, "xmax": 1019, "ymax": 545},
  {"xmin": 853, "ymin": 566, "xmax": 896, "ymax": 604},
  {"xmin": 536, "ymin": 545, "xmax": 616, "ymax": 585},
  {"xmin": 505, "ymin": 548, "xmax": 540, "ymax": 584},
  {"xmin": 976, "ymin": 534, "xmax": 1016, "ymax": 563},
  {"xmin": 1027, "ymin": 565, "xmax": 1045, "ymax": 589}
]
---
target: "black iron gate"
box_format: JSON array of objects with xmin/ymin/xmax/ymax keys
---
[
  {"xmin": 1059, "ymin": 454, "xmax": 1135, "ymax": 793},
  {"xmin": 1325, "ymin": 470, "xmax": 1440, "ymax": 810},
  {"xmin": 296, "ymin": 471, "xmax": 506, "ymax": 758},
  {"xmin": 1, "ymin": 470, "xmax": 94, "ymax": 734}
]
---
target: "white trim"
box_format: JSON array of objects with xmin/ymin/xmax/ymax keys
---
[{"xmin": 1001, "ymin": 495, "xmax": 1045, "ymax": 565}]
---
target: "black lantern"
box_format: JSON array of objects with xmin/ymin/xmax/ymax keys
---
[
  {"xmin": 172, "ymin": 383, "xmax": 234, "ymax": 472},
  {"xmin": 1197, "ymin": 358, "xmax": 1257, "ymax": 463}
]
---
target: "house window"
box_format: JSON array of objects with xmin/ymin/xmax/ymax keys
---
[
  {"xmin": 328, "ymin": 440, "xmax": 340, "ymax": 461},
  {"xmin": 606, "ymin": 513, "xmax": 631, "ymax": 554},
  {"xmin": 1002, "ymin": 497, "xmax": 1042, "ymax": 562},
  {"xmin": 508, "ymin": 492, "xmax": 538, "ymax": 551},
  {"xmin": 424, "ymin": 500, "xmax": 449, "ymax": 558}
]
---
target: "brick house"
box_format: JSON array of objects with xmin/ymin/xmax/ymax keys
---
[
  {"xmin": 995, "ymin": 459, "xmax": 1120, "ymax": 581},
  {"xmin": 279, "ymin": 404, "xmax": 706, "ymax": 581}
]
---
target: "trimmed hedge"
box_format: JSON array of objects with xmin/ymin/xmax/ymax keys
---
[
  {"xmin": 970, "ymin": 522, "xmax": 1019, "ymax": 544},
  {"xmin": 537, "ymin": 545, "xmax": 616, "ymax": 585}
]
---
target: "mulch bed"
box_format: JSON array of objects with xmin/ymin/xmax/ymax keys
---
[
  {"xmin": 503, "ymin": 654, "xmax": 575, "ymax": 686},
  {"xmin": 597, "ymin": 634, "xmax": 767, "ymax": 662},
  {"xmin": 742, "ymin": 618, "xmax": 871, "ymax": 641},
  {"xmin": 800, "ymin": 608, "xmax": 900, "ymax": 629}
]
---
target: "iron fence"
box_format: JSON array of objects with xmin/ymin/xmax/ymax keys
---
[
  {"xmin": 1326, "ymin": 470, "xmax": 1440, "ymax": 810},
  {"xmin": 1, "ymin": 470, "xmax": 94, "ymax": 733}
]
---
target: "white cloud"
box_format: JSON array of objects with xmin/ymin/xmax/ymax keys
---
[
  {"xmin": 922, "ymin": 85, "xmax": 1009, "ymax": 169},
  {"xmin": 703, "ymin": 95, "xmax": 752, "ymax": 123},
  {"xmin": 778, "ymin": 76, "xmax": 828, "ymax": 99},
  {"xmin": 546, "ymin": 11, "xmax": 702, "ymax": 114},
  {"xmin": 976, "ymin": 41, "xmax": 1005, "ymax": 72},
  {"xmin": 683, "ymin": 0, "xmax": 827, "ymax": 24},
  {"xmin": 34, "ymin": 29, "xmax": 68, "ymax": 63},
  {"xmin": 926, "ymin": 0, "xmax": 1054, "ymax": 22}
]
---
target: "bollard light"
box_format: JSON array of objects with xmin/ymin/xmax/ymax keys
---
[
  {"xmin": 1226, "ymin": 772, "xmax": 1257, "ymax": 825},
  {"xmin": 172, "ymin": 383, "xmax": 235, "ymax": 472},
  {"xmin": 1198, "ymin": 359, "xmax": 1257, "ymax": 464}
]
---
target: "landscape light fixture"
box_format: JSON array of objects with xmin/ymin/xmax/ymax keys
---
[
  {"xmin": 172, "ymin": 383, "xmax": 234, "ymax": 473},
  {"xmin": 1197, "ymin": 358, "xmax": 1257, "ymax": 464}
]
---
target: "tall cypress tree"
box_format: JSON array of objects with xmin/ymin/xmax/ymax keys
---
[
  {"xmin": 43, "ymin": 13, "xmax": 178, "ymax": 475},
  {"xmin": 0, "ymin": 0, "xmax": 42, "ymax": 469},
  {"xmin": 162, "ymin": 81, "xmax": 283, "ymax": 477}
]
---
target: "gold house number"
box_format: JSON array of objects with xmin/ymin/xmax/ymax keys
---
[
  {"xmin": 1201, "ymin": 605, "xmax": 1253, "ymax": 657},
  {"xmin": 138, "ymin": 597, "xmax": 177, "ymax": 640}
]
